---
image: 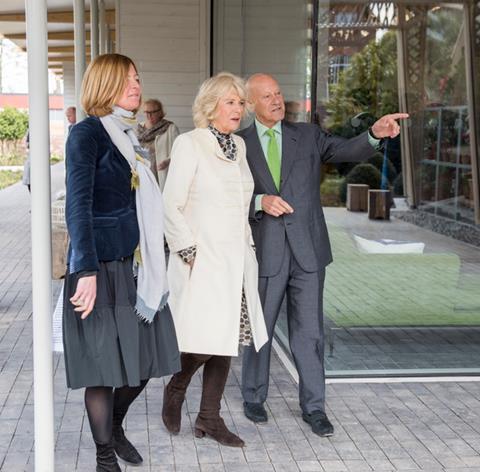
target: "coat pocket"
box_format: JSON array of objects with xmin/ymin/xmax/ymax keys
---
[
  {"xmin": 93, "ymin": 217, "xmax": 120, "ymax": 260},
  {"xmin": 188, "ymin": 245, "xmax": 200, "ymax": 281}
]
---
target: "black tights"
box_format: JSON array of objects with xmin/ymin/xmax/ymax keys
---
[{"xmin": 84, "ymin": 380, "xmax": 148, "ymax": 444}]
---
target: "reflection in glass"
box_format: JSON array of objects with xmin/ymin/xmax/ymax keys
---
[{"xmin": 416, "ymin": 5, "xmax": 473, "ymax": 223}]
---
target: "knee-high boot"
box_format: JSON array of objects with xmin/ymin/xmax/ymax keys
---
[
  {"xmin": 162, "ymin": 353, "xmax": 211, "ymax": 434},
  {"xmin": 194, "ymin": 355, "xmax": 244, "ymax": 447},
  {"xmin": 95, "ymin": 441, "xmax": 121, "ymax": 472}
]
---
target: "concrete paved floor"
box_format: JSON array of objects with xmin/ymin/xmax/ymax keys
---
[{"xmin": 1, "ymin": 169, "xmax": 480, "ymax": 471}]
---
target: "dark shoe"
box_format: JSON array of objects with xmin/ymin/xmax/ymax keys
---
[
  {"xmin": 162, "ymin": 382, "xmax": 185, "ymax": 434},
  {"xmin": 302, "ymin": 411, "xmax": 334, "ymax": 437},
  {"xmin": 95, "ymin": 441, "xmax": 121, "ymax": 472},
  {"xmin": 96, "ymin": 465, "xmax": 121, "ymax": 472},
  {"xmin": 112, "ymin": 425, "xmax": 143, "ymax": 466},
  {"xmin": 195, "ymin": 416, "xmax": 245, "ymax": 447},
  {"xmin": 243, "ymin": 401, "xmax": 268, "ymax": 423}
]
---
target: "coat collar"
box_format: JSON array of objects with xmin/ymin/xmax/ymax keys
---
[{"xmin": 195, "ymin": 127, "xmax": 238, "ymax": 163}]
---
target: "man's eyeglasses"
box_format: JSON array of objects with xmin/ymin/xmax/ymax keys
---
[{"xmin": 145, "ymin": 109, "xmax": 161, "ymax": 115}]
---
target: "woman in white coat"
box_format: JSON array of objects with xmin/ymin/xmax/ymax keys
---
[{"xmin": 162, "ymin": 72, "xmax": 268, "ymax": 447}]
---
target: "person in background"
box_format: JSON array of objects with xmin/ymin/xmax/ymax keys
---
[
  {"xmin": 161, "ymin": 72, "xmax": 268, "ymax": 448},
  {"xmin": 64, "ymin": 53, "xmax": 180, "ymax": 471},
  {"xmin": 22, "ymin": 130, "xmax": 30, "ymax": 193},
  {"xmin": 137, "ymin": 98, "xmax": 179, "ymax": 190},
  {"xmin": 65, "ymin": 106, "xmax": 77, "ymax": 134},
  {"xmin": 284, "ymin": 100, "xmax": 302, "ymax": 122}
]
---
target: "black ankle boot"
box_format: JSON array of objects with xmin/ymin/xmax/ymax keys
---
[
  {"xmin": 95, "ymin": 441, "xmax": 121, "ymax": 472},
  {"xmin": 112, "ymin": 425, "xmax": 143, "ymax": 465}
]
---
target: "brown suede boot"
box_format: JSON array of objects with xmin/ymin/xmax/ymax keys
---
[
  {"xmin": 194, "ymin": 355, "xmax": 245, "ymax": 448},
  {"xmin": 162, "ymin": 353, "xmax": 210, "ymax": 434}
]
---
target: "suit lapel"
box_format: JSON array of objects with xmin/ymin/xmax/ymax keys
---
[
  {"xmin": 280, "ymin": 121, "xmax": 299, "ymax": 188},
  {"xmin": 242, "ymin": 123, "xmax": 278, "ymax": 194}
]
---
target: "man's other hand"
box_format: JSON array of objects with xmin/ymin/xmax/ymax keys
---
[{"xmin": 262, "ymin": 195, "xmax": 294, "ymax": 217}]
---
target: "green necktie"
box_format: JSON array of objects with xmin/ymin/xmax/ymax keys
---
[{"xmin": 265, "ymin": 128, "xmax": 281, "ymax": 191}]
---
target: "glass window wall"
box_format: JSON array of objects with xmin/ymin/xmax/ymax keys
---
[
  {"xmin": 416, "ymin": 5, "xmax": 474, "ymax": 223},
  {"xmin": 212, "ymin": 0, "xmax": 480, "ymax": 377}
]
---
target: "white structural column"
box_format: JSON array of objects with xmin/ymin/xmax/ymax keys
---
[
  {"xmin": 99, "ymin": 0, "xmax": 107, "ymax": 54},
  {"xmin": 25, "ymin": 0, "xmax": 55, "ymax": 470},
  {"xmin": 73, "ymin": 0, "xmax": 86, "ymax": 120},
  {"xmin": 90, "ymin": 0, "xmax": 99, "ymax": 59}
]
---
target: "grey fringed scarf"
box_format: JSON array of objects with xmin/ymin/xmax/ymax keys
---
[{"xmin": 100, "ymin": 106, "xmax": 168, "ymax": 322}]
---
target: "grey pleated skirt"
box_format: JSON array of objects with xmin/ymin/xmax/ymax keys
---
[{"xmin": 63, "ymin": 257, "xmax": 181, "ymax": 389}]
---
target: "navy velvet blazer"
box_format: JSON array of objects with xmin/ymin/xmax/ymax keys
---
[{"xmin": 65, "ymin": 116, "xmax": 139, "ymax": 273}]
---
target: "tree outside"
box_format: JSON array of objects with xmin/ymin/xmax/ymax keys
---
[
  {"xmin": 321, "ymin": 6, "xmax": 466, "ymax": 205},
  {"xmin": 0, "ymin": 106, "xmax": 29, "ymax": 163},
  {"xmin": 320, "ymin": 30, "xmax": 399, "ymax": 204},
  {"xmin": 325, "ymin": 30, "xmax": 398, "ymax": 138}
]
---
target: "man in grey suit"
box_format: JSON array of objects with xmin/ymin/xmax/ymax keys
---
[{"xmin": 239, "ymin": 73, "xmax": 408, "ymax": 437}]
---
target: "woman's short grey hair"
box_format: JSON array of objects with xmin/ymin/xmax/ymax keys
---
[
  {"xmin": 192, "ymin": 72, "xmax": 247, "ymax": 128},
  {"xmin": 143, "ymin": 98, "xmax": 165, "ymax": 119}
]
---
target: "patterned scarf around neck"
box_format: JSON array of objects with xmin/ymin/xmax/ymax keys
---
[
  {"xmin": 99, "ymin": 106, "xmax": 168, "ymax": 323},
  {"xmin": 137, "ymin": 118, "xmax": 172, "ymax": 145},
  {"xmin": 208, "ymin": 124, "xmax": 237, "ymax": 161}
]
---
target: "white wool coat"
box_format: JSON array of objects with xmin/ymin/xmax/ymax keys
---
[{"xmin": 163, "ymin": 128, "xmax": 268, "ymax": 356}]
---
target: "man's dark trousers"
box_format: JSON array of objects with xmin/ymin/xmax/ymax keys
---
[{"xmin": 242, "ymin": 241, "xmax": 326, "ymax": 413}]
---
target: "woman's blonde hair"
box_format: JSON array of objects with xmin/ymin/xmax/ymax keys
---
[
  {"xmin": 81, "ymin": 53, "xmax": 139, "ymax": 117},
  {"xmin": 192, "ymin": 72, "xmax": 247, "ymax": 128}
]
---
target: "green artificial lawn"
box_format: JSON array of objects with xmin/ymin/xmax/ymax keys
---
[{"xmin": 324, "ymin": 225, "xmax": 480, "ymax": 327}]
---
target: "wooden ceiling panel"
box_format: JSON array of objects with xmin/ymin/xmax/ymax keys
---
[{"xmin": 0, "ymin": 9, "xmax": 114, "ymax": 24}]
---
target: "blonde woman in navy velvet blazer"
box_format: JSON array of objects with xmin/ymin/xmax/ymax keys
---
[{"xmin": 63, "ymin": 53, "xmax": 179, "ymax": 472}]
